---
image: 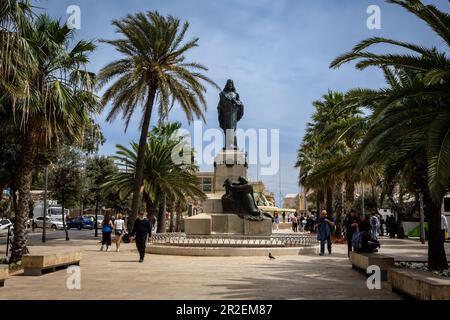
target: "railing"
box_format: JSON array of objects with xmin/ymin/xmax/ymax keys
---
[{"xmin": 149, "ymin": 233, "xmax": 317, "ymax": 248}]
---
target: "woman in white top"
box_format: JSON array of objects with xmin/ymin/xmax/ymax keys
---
[{"xmin": 113, "ymin": 213, "xmax": 127, "ymax": 252}]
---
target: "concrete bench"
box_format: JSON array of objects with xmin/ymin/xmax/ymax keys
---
[
  {"xmin": 22, "ymin": 251, "xmax": 82, "ymax": 276},
  {"xmin": 389, "ymin": 268, "xmax": 450, "ymax": 300},
  {"xmin": 0, "ymin": 265, "xmax": 8, "ymax": 287},
  {"xmin": 350, "ymin": 251, "xmax": 394, "ymax": 281}
]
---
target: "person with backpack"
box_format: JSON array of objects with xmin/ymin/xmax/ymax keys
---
[
  {"xmin": 370, "ymin": 212, "xmax": 380, "ymax": 240},
  {"xmin": 353, "ymin": 218, "xmax": 380, "ymax": 253},
  {"xmin": 131, "ymin": 212, "xmax": 152, "ymax": 263},
  {"xmin": 316, "ymin": 210, "xmax": 335, "ymax": 256},
  {"xmin": 100, "ymin": 215, "xmax": 114, "ymax": 252},
  {"xmin": 113, "ymin": 213, "xmax": 127, "ymax": 252}
]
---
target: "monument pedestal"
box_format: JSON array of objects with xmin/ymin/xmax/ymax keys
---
[
  {"xmin": 185, "ymin": 213, "xmax": 272, "ymax": 236},
  {"xmin": 214, "ymin": 149, "xmax": 247, "ymax": 193}
]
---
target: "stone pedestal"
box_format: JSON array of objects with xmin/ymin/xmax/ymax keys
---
[
  {"xmin": 185, "ymin": 213, "xmax": 272, "ymax": 236},
  {"xmin": 244, "ymin": 219, "xmax": 272, "ymax": 236},
  {"xmin": 202, "ymin": 198, "xmax": 224, "ymax": 214},
  {"xmin": 214, "ymin": 149, "xmax": 248, "ymax": 192},
  {"xmin": 184, "ymin": 214, "xmax": 211, "ymax": 235}
]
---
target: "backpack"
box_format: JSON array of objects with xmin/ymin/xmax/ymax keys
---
[{"xmin": 352, "ymin": 231, "xmax": 364, "ymax": 250}]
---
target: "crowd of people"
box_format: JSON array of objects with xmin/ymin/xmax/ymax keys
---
[
  {"xmin": 272, "ymin": 208, "xmax": 403, "ymax": 257},
  {"xmin": 272, "ymin": 212, "xmax": 317, "ymax": 233}
]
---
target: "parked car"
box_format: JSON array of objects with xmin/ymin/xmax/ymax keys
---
[
  {"xmin": 0, "ymin": 219, "xmax": 14, "ymax": 237},
  {"xmin": 66, "ymin": 216, "xmax": 94, "ymax": 230},
  {"xmin": 84, "ymin": 214, "xmax": 104, "ymax": 229},
  {"xmin": 32, "ymin": 216, "xmax": 64, "ymax": 230}
]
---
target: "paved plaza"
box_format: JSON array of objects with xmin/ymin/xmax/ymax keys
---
[{"xmin": 1, "ymin": 236, "xmax": 444, "ymax": 300}]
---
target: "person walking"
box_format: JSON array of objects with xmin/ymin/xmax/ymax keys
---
[
  {"xmin": 113, "ymin": 213, "xmax": 127, "ymax": 252},
  {"xmin": 282, "ymin": 212, "xmax": 286, "ymax": 223},
  {"xmin": 343, "ymin": 209, "xmax": 360, "ymax": 256},
  {"xmin": 273, "ymin": 213, "xmax": 280, "ymax": 231},
  {"xmin": 131, "ymin": 212, "xmax": 152, "ymax": 263},
  {"xmin": 370, "ymin": 212, "xmax": 380, "ymax": 240},
  {"xmin": 100, "ymin": 215, "xmax": 114, "ymax": 252},
  {"xmin": 388, "ymin": 215, "xmax": 397, "ymax": 238},
  {"xmin": 292, "ymin": 214, "xmax": 298, "ymax": 232},
  {"xmin": 441, "ymin": 212, "xmax": 448, "ymax": 244},
  {"xmin": 317, "ymin": 210, "xmax": 335, "ymax": 256},
  {"xmin": 380, "ymin": 216, "xmax": 385, "ymax": 236}
]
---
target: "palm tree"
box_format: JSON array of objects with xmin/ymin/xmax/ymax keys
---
[
  {"xmin": 0, "ymin": 14, "xmax": 100, "ymax": 263},
  {"xmin": 98, "ymin": 11, "xmax": 218, "ymax": 229},
  {"xmin": 330, "ymin": 0, "xmax": 450, "ymax": 270},
  {"xmin": 102, "ymin": 122, "xmax": 206, "ymax": 233}
]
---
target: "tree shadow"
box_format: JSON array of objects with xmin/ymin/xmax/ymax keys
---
[{"xmin": 207, "ymin": 257, "xmax": 402, "ymax": 300}]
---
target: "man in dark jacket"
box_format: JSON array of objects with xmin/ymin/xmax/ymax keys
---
[
  {"xmin": 317, "ymin": 210, "xmax": 335, "ymax": 256},
  {"xmin": 131, "ymin": 212, "xmax": 152, "ymax": 263},
  {"xmin": 343, "ymin": 209, "xmax": 360, "ymax": 257}
]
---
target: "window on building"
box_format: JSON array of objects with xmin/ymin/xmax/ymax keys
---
[{"xmin": 203, "ymin": 177, "xmax": 212, "ymax": 192}]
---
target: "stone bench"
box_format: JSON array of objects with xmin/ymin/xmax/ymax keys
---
[
  {"xmin": 0, "ymin": 265, "xmax": 8, "ymax": 287},
  {"xmin": 389, "ymin": 268, "xmax": 450, "ymax": 300},
  {"xmin": 22, "ymin": 251, "xmax": 82, "ymax": 276},
  {"xmin": 350, "ymin": 251, "xmax": 394, "ymax": 281}
]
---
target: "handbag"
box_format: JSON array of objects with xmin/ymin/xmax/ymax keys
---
[
  {"xmin": 122, "ymin": 233, "xmax": 130, "ymax": 243},
  {"xmin": 102, "ymin": 224, "xmax": 112, "ymax": 233}
]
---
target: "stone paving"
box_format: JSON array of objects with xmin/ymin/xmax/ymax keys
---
[{"xmin": 0, "ymin": 236, "xmax": 426, "ymax": 300}]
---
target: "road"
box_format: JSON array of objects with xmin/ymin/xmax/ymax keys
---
[{"xmin": 0, "ymin": 228, "xmax": 101, "ymax": 246}]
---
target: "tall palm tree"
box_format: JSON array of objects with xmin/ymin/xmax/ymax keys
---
[
  {"xmin": 102, "ymin": 122, "xmax": 206, "ymax": 233},
  {"xmin": 330, "ymin": 0, "xmax": 450, "ymax": 270},
  {"xmin": 0, "ymin": 14, "xmax": 100, "ymax": 262},
  {"xmin": 98, "ymin": 11, "xmax": 218, "ymax": 228}
]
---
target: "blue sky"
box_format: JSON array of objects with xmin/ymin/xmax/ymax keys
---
[{"xmin": 36, "ymin": 0, "xmax": 448, "ymax": 205}]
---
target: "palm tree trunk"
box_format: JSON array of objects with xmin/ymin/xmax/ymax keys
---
[
  {"xmin": 157, "ymin": 196, "xmax": 166, "ymax": 233},
  {"xmin": 326, "ymin": 185, "xmax": 333, "ymax": 215},
  {"xmin": 143, "ymin": 192, "xmax": 157, "ymax": 221},
  {"xmin": 175, "ymin": 201, "xmax": 183, "ymax": 232},
  {"xmin": 334, "ymin": 182, "xmax": 343, "ymax": 237},
  {"xmin": 169, "ymin": 204, "xmax": 174, "ymax": 233},
  {"xmin": 129, "ymin": 86, "xmax": 157, "ymax": 230},
  {"xmin": 345, "ymin": 182, "xmax": 355, "ymax": 212},
  {"xmin": 10, "ymin": 129, "xmax": 37, "ymax": 263},
  {"xmin": 422, "ymin": 187, "xmax": 448, "ymax": 270},
  {"xmin": 11, "ymin": 187, "xmax": 17, "ymax": 219},
  {"xmin": 316, "ymin": 189, "xmax": 324, "ymax": 218}
]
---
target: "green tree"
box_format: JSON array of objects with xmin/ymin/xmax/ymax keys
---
[
  {"xmin": 331, "ymin": 0, "xmax": 450, "ymax": 269},
  {"xmin": 103, "ymin": 122, "xmax": 206, "ymax": 233},
  {"xmin": 98, "ymin": 11, "xmax": 218, "ymax": 229},
  {"xmin": 0, "ymin": 12, "xmax": 100, "ymax": 262},
  {"xmin": 85, "ymin": 156, "xmax": 118, "ymax": 236},
  {"xmin": 49, "ymin": 148, "xmax": 83, "ymax": 241}
]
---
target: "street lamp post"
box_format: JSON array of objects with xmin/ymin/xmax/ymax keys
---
[{"xmin": 42, "ymin": 165, "xmax": 48, "ymax": 243}]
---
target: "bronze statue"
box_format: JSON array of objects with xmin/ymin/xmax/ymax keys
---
[
  {"xmin": 222, "ymin": 177, "xmax": 272, "ymax": 221},
  {"xmin": 217, "ymin": 79, "xmax": 244, "ymax": 150}
]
